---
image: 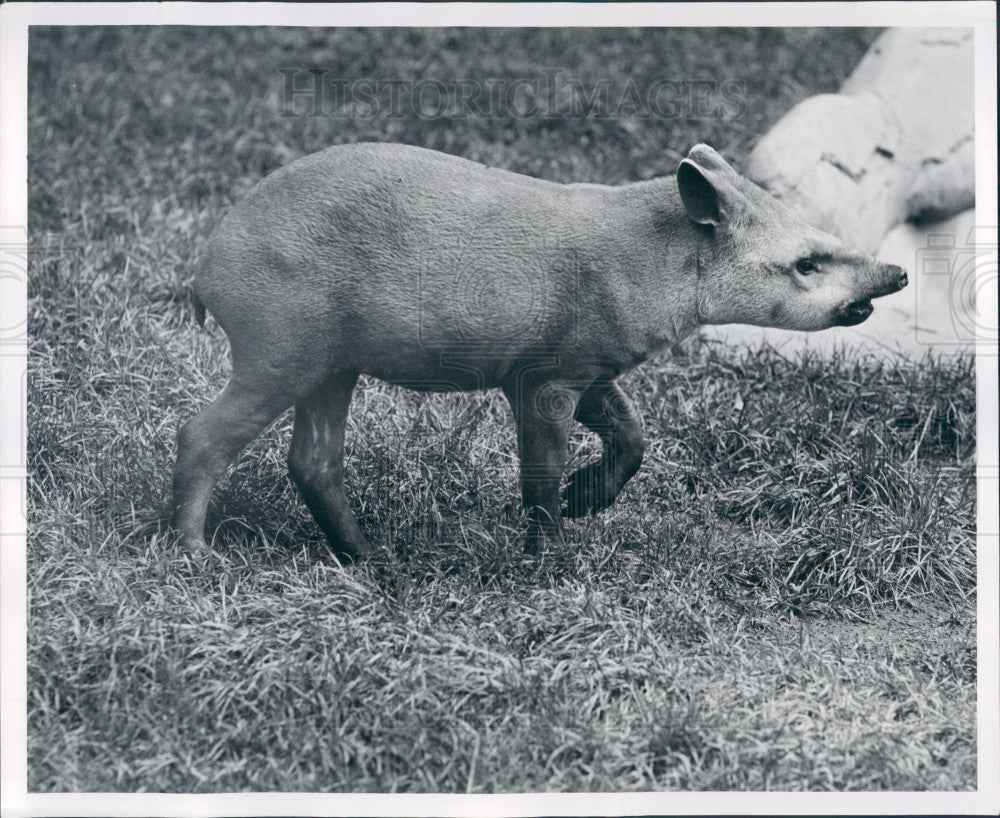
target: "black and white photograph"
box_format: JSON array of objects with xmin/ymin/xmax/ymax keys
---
[{"xmin": 1, "ymin": 2, "xmax": 997, "ymax": 815}]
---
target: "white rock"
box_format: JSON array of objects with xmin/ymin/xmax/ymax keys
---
[{"xmin": 747, "ymin": 28, "xmax": 974, "ymax": 254}]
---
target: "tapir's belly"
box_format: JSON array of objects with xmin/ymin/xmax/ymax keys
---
[
  {"xmin": 346, "ymin": 298, "xmax": 592, "ymax": 391},
  {"xmin": 363, "ymin": 356, "xmax": 528, "ymax": 392}
]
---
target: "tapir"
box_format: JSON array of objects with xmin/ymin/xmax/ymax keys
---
[{"xmin": 172, "ymin": 142, "xmax": 908, "ymax": 556}]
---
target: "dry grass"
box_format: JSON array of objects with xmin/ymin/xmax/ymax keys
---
[{"xmin": 27, "ymin": 27, "xmax": 975, "ymax": 792}]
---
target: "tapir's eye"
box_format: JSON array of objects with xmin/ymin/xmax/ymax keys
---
[{"xmin": 795, "ymin": 258, "xmax": 818, "ymax": 274}]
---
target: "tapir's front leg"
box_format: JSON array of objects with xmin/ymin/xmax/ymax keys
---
[
  {"xmin": 288, "ymin": 371, "xmax": 370, "ymax": 560},
  {"xmin": 503, "ymin": 376, "xmax": 588, "ymax": 553},
  {"xmin": 563, "ymin": 380, "xmax": 645, "ymax": 517}
]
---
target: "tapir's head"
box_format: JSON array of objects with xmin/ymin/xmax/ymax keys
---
[{"xmin": 677, "ymin": 144, "xmax": 908, "ymax": 330}]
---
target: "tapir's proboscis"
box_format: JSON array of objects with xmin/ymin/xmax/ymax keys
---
[{"xmin": 172, "ymin": 142, "xmax": 908, "ymax": 557}]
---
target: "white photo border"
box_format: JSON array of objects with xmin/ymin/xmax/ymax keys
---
[{"xmin": 1, "ymin": 3, "xmax": 997, "ymax": 816}]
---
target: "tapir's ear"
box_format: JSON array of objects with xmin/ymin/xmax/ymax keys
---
[
  {"xmin": 677, "ymin": 159, "xmax": 721, "ymax": 226},
  {"xmin": 676, "ymin": 144, "xmax": 742, "ymax": 227}
]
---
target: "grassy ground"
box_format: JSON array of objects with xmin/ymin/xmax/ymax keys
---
[{"xmin": 27, "ymin": 27, "xmax": 976, "ymax": 792}]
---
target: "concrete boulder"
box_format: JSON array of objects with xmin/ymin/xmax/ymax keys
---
[{"xmin": 747, "ymin": 28, "xmax": 974, "ymax": 254}]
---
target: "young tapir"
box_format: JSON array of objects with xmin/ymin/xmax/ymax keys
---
[{"xmin": 173, "ymin": 142, "xmax": 908, "ymax": 556}]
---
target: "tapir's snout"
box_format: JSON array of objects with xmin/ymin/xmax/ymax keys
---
[
  {"xmin": 874, "ymin": 263, "xmax": 909, "ymax": 297},
  {"xmin": 833, "ymin": 263, "xmax": 908, "ymax": 327},
  {"xmin": 895, "ymin": 266, "xmax": 909, "ymax": 290}
]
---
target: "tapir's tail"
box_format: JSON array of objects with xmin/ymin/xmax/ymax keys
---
[{"xmin": 192, "ymin": 290, "xmax": 207, "ymax": 327}]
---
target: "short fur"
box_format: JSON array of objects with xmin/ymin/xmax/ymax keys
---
[{"xmin": 173, "ymin": 142, "xmax": 907, "ymax": 555}]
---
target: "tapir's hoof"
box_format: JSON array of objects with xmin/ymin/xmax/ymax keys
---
[
  {"xmin": 172, "ymin": 533, "xmax": 230, "ymax": 571},
  {"xmin": 177, "ymin": 532, "xmax": 212, "ymax": 555},
  {"xmin": 523, "ymin": 520, "xmax": 565, "ymax": 556},
  {"xmin": 523, "ymin": 530, "xmax": 544, "ymax": 556},
  {"xmin": 562, "ymin": 463, "xmax": 612, "ymax": 518},
  {"xmin": 328, "ymin": 535, "xmax": 373, "ymax": 563}
]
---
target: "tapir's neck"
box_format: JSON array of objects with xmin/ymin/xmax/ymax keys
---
[{"xmin": 579, "ymin": 175, "xmax": 705, "ymax": 362}]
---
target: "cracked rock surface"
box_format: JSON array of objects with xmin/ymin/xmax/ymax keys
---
[{"xmin": 747, "ymin": 28, "xmax": 974, "ymax": 254}]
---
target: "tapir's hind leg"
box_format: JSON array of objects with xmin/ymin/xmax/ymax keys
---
[
  {"xmin": 563, "ymin": 380, "xmax": 645, "ymax": 518},
  {"xmin": 287, "ymin": 372, "xmax": 370, "ymax": 559},
  {"xmin": 172, "ymin": 376, "xmax": 293, "ymax": 549}
]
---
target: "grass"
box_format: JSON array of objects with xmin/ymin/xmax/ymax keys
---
[{"xmin": 26, "ymin": 27, "xmax": 977, "ymax": 792}]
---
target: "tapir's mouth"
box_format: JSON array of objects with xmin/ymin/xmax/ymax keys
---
[{"xmin": 834, "ymin": 298, "xmax": 874, "ymax": 326}]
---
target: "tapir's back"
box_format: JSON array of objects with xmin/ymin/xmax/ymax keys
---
[
  {"xmin": 204, "ymin": 142, "xmax": 579, "ymax": 275},
  {"xmin": 196, "ymin": 142, "xmax": 619, "ymax": 382}
]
